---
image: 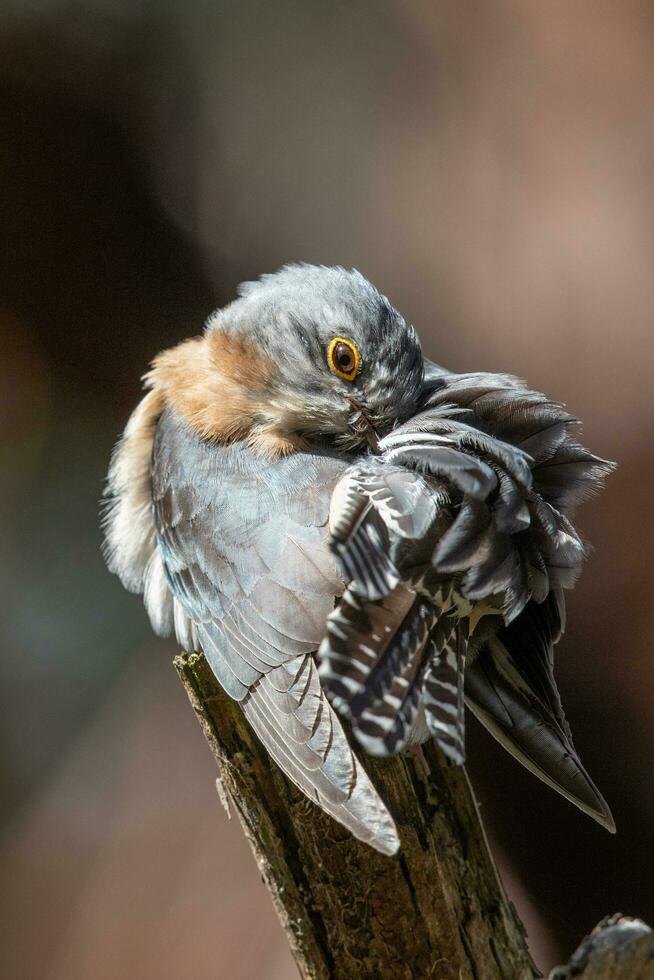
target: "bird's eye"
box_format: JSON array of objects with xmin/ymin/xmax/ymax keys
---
[{"xmin": 327, "ymin": 337, "xmax": 361, "ymax": 382}]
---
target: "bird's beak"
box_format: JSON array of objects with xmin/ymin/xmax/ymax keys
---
[{"xmin": 349, "ymin": 401, "xmax": 380, "ymax": 453}]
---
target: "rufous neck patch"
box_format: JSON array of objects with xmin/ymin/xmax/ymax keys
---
[{"xmin": 145, "ymin": 329, "xmax": 300, "ymax": 456}]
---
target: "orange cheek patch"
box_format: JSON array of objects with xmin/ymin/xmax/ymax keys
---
[
  {"xmin": 146, "ymin": 329, "xmax": 293, "ymax": 456},
  {"xmin": 207, "ymin": 329, "xmax": 275, "ymax": 392}
]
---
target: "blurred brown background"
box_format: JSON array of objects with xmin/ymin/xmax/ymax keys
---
[{"xmin": 1, "ymin": 2, "xmax": 653, "ymax": 977}]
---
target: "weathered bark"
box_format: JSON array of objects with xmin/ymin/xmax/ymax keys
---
[
  {"xmin": 549, "ymin": 916, "xmax": 654, "ymax": 980},
  {"xmin": 175, "ymin": 652, "xmax": 538, "ymax": 979}
]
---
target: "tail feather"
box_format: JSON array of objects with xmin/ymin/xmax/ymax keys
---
[
  {"xmin": 423, "ymin": 619, "xmax": 466, "ymax": 763},
  {"xmin": 465, "ymin": 596, "xmax": 615, "ymax": 832},
  {"xmin": 351, "ymin": 598, "xmax": 439, "ymax": 756},
  {"xmin": 318, "ymin": 585, "xmax": 440, "ymax": 755}
]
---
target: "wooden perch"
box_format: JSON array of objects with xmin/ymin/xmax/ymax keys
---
[
  {"xmin": 549, "ymin": 915, "xmax": 654, "ymax": 980},
  {"xmin": 175, "ymin": 652, "xmax": 538, "ymax": 979},
  {"xmin": 176, "ymin": 654, "xmax": 654, "ymax": 978}
]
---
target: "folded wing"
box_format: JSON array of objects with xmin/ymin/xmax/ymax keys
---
[{"xmin": 151, "ymin": 410, "xmax": 399, "ymax": 854}]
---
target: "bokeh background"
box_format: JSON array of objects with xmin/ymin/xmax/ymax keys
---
[{"xmin": 2, "ymin": 2, "xmax": 653, "ymax": 977}]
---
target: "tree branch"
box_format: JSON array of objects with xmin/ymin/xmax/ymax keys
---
[
  {"xmin": 175, "ymin": 652, "xmax": 539, "ymax": 979},
  {"xmin": 549, "ymin": 915, "xmax": 654, "ymax": 980}
]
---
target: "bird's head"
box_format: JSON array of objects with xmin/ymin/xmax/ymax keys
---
[{"xmin": 149, "ymin": 264, "xmax": 425, "ymax": 456}]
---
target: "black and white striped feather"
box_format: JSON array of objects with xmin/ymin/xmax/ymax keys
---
[
  {"xmin": 318, "ymin": 365, "xmax": 615, "ymax": 830},
  {"xmin": 319, "ymin": 584, "xmax": 441, "ymax": 755},
  {"xmin": 423, "ymin": 617, "xmax": 467, "ymax": 764}
]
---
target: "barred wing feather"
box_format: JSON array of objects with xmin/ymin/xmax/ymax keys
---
[{"xmin": 320, "ymin": 367, "xmax": 615, "ymax": 830}]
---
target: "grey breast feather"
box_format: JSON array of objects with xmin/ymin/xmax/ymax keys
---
[{"xmin": 151, "ymin": 409, "xmax": 400, "ymax": 854}]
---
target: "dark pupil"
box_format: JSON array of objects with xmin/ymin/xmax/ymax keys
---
[{"xmin": 334, "ymin": 343, "xmax": 355, "ymax": 372}]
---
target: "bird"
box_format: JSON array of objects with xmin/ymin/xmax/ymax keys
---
[{"xmin": 102, "ymin": 263, "xmax": 615, "ymax": 855}]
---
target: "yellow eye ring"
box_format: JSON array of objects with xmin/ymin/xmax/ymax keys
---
[{"xmin": 327, "ymin": 337, "xmax": 361, "ymax": 382}]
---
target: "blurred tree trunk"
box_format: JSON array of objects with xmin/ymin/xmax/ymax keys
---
[{"xmin": 176, "ymin": 652, "xmax": 538, "ymax": 979}]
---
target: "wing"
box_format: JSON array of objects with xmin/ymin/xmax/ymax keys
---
[
  {"xmin": 319, "ymin": 372, "xmax": 615, "ymax": 831},
  {"xmin": 151, "ymin": 409, "xmax": 399, "ymax": 854},
  {"xmin": 318, "ymin": 457, "xmax": 467, "ymax": 760},
  {"xmin": 465, "ymin": 592, "xmax": 615, "ymax": 831}
]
